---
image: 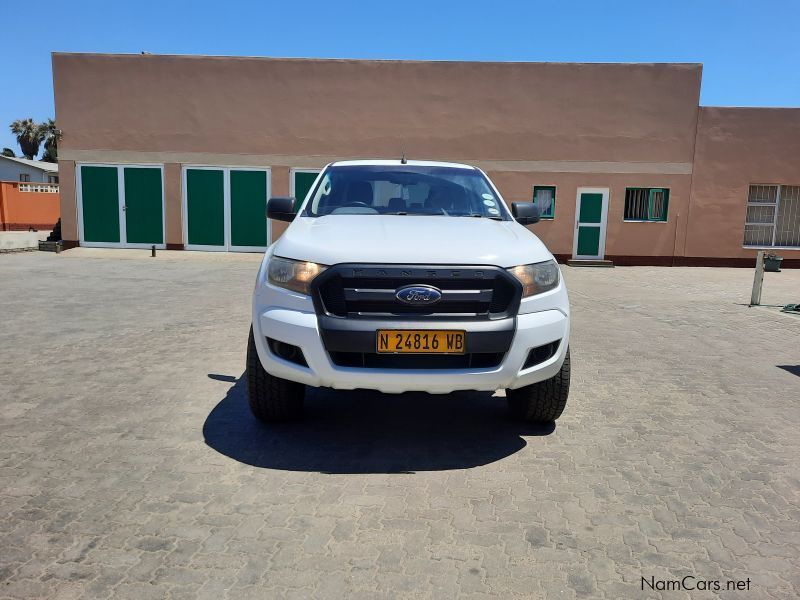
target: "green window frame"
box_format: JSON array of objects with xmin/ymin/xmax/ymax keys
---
[
  {"xmin": 623, "ymin": 187, "xmax": 669, "ymax": 222},
  {"xmin": 532, "ymin": 185, "xmax": 556, "ymax": 219}
]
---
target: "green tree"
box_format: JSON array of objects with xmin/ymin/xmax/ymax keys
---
[
  {"xmin": 9, "ymin": 118, "xmax": 44, "ymax": 159},
  {"xmin": 1, "ymin": 148, "xmax": 14, "ymax": 157},
  {"xmin": 41, "ymin": 119, "xmax": 61, "ymax": 163}
]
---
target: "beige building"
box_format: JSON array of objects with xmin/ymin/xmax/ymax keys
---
[{"xmin": 52, "ymin": 53, "xmax": 800, "ymax": 266}]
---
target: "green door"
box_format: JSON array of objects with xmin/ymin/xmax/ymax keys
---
[
  {"xmin": 230, "ymin": 170, "xmax": 267, "ymax": 248},
  {"xmin": 124, "ymin": 168, "xmax": 163, "ymax": 244},
  {"xmin": 293, "ymin": 171, "xmax": 319, "ymax": 212},
  {"xmin": 186, "ymin": 169, "xmax": 225, "ymax": 247},
  {"xmin": 81, "ymin": 166, "xmax": 120, "ymax": 243},
  {"xmin": 575, "ymin": 192, "xmax": 605, "ymax": 258}
]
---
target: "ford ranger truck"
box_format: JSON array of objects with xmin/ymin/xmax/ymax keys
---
[{"xmin": 249, "ymin": 160, "xmax": 570, "ymax": 423}]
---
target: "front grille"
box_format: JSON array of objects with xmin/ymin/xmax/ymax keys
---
[
  {"xmin": 313, "ymin": 264, "xmax": 521, "ymax": 320},
  {"xmin": 329, "ymin": 352, "xmax": 505, "ymax": 369}
]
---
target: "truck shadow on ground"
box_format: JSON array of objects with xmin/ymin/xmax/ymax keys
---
[{"xmin": 203, "ymin": 374, "xmax": 554, "ymax": 474}]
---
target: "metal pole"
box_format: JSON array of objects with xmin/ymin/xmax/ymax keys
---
[
  {"xmin": 151, "ymin": 245, "xmax": 156, "ymax": 258},
  {"xmin": 750, "ymin": 250, "xmax": 765, "ymax": 306}
]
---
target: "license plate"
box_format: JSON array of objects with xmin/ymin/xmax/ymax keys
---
[{"xmin": 376, "ymin": 330, "xmax": 466, "ymax": 354}]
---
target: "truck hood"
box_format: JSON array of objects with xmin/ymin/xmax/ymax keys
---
[{"xmin": 272, "ymin": 215, "xmax": 553, "ymax": 267}]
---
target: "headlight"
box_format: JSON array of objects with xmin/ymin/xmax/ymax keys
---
[
  {"xmin": 267, "ymin": 256, "xmax": 327, "ymax": 295},
  {"xmin": 508, "ymin": 260, "xmax": 560, "ymax": 297}
]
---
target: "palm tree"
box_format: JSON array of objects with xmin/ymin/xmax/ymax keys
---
[
  {"xmin": 10, "ymin": 118, "xmax": 44, "ymax": 159},
  {"xmin": 1, "ymin": 148, "xmax": 14, "ymax": 157},
  {"xmin": 41, "ymin": 119, "xmax": 61, "ymax": 163}
]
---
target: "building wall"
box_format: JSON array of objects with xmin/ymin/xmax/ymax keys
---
[
  {"xmin": 53, "ymin": 54, "xmax": 701, "ymax": 164},
  {"xmin": 58, "ymin": 161, "xmax": 77, "ymax": 242},
  {"xmin": 53, "ymin": 54, "xmax": 703, "ymax": 249},
  {"xmin": 51, "ymin": 53, "xmax": 800, "ymax": 264},
  {"xmin": 164, "ymin": 163, "xmax": 182, "ymax": 248},
  {"xmin": 686, "ymin": 107, "xmax": 800, "ymax": 260},
  {"xmin": 488, "ymin": 171, "xmax": 692, "ymax": 261}
]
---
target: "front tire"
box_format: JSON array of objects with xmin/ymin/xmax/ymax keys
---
[
  {"xmin": 246, "ymin": 327, "xmax": 305, "ymax": 422},
  {"xmin": 507, "ymin": 348, "xmax": 570, "ymax": 423}
]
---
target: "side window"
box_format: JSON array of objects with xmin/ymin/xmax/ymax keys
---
[
  {"xmin": 292, "ymin": 170, "xmax": 320, "ymax": 213},
  {"xmin": 624, "ymin": 188, "xmax": 669, "ymax": 222},
  {"xmin": 532, "ymin": 186, "xmax": 555, "ymax": 219},
  {"xmin": 743, "ymin": 184, "xmax": 800, "ymax": 247},
  {"xmin": 19, "ymin": 173, "xmax": 31, "ymax": 182}
]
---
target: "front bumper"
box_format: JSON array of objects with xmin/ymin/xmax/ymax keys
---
[{"xmin": 252, "ymin": 302, "xmax": 569, "ymax": 394}]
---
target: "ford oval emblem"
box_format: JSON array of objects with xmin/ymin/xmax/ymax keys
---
[{"xmin": 395, "ymin": 285, "xmax": 442, "ymax": 305}]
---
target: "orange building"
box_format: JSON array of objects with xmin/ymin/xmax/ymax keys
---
[{"xmin": 52, "ymin": 53, "xmax": 800, "ymax": 266}]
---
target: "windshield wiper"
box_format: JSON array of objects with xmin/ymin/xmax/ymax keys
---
[
  {"xmin": 385, "ymin": 211, "xmax": 446, "ymax": 216},
  {"xmin": 464, "ymin": 213, "xmax": 503, "ymax": 221}
]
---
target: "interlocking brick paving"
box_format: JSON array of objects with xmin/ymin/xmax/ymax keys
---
[{"xmin": 1, "ymin": 251, "xmax": 798, "ymax": 599}]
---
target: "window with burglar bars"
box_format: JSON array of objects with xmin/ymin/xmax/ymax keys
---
[
  {"xmin": 624, "ymin": 188, "xmax": 669, "ymax": 222},
  {"xmin": 532, "ymin": 186, "xmax": 555, "ymax": 218},
  {"xmin": 743, "ymin": 184, "xmax": 800, "ymax": 248}
]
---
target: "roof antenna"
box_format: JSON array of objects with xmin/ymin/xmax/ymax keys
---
[{"xmin": 400, "ymin": 151, "xmax": 407, "ymax": 164}]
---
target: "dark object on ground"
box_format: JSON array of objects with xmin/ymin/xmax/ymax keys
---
[
  {"xmin": 39, "ymin": 219, "xmax": 63, "ymax": 252},
  {"xmin": 777, "ymin": 365, "xmax": 800, "ymax": 377},
  {"xmin": 764, "ymin": 254, "xmax": 783, "ymax": 272},
  {"xmin": 781, "ymin": 303, "xmax": 800, "ymax": 314},
  {"xmin": 46, "ymin": 219, "xmax": 62, "ymax": 242},
  {"xmin": 38, "ymin": 241, "xmax": 62, "ymax": 253}
]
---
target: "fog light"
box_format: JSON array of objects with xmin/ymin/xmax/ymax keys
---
[
  {"xmin": 266, "ymin": 337, "xmax": 308, "ymax": 367},
  {"xmin": 523, "ymin": 340, "xmax": 561, "ymax": 369}
]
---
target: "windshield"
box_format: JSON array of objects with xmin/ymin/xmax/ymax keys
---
[{"xmin": 302, "ymin": 165, "xmax": 510, "ymax": 220}]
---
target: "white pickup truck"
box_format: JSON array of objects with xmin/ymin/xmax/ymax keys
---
[{"xmin": 249, "ymin": 160, "xmax": 570, "ymax": 423}]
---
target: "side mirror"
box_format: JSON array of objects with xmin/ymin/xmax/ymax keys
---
[
  {"xmin": 512, "ymin": 202, "xmax": 540, "ymax": 225},
  {"xmin": 267, "ymin": 197, "xmax": 296, "ymax": 222}
]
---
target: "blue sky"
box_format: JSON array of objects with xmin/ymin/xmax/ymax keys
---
[{"xmin": 2, "ymin": 0, "xmax": 799, "ymax": 156}]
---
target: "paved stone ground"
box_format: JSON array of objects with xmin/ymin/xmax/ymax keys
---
[{"xmin": 1, "ymin": 251, "xmax": 798, "ymax": 599}]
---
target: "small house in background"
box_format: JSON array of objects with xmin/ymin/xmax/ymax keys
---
[{"xmin": 0, "ymin": 155, "xmax": 59, "ymax": 184}]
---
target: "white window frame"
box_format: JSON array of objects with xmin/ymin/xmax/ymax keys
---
[
  {"xmin": 181, "ymin": 165, "xmax": 272, "ymax": 253},
  {"xmin": 76, "ymin": 162, "xmax": 166, "ymax": 249},
  {"xmin": 743, "ymin": 183, "xmax": 800, "ymax": 249}
]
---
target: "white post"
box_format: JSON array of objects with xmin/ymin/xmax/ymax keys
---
[{"xmin": 750, "ymin": 250, "xmax": 765, "ymax": 306}]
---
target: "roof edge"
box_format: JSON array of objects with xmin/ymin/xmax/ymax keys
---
[
  {"xmin": 50, "ymin": 52, "xmax": 703, "ymax": 68},
  {"xmin": 0, "ymin": 155, "xmax": 59, "ymax": 171}
]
